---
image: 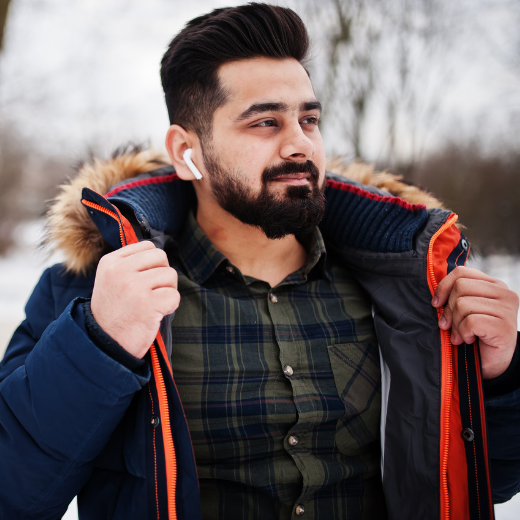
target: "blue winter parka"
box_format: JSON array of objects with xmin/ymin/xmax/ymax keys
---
[{"xmin": 1, "ymin": 150, "xmax": 519, "ymax": 520}]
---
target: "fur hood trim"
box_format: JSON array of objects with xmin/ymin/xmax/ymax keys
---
[
  {"xmin": 44, "ymin": 147, "xmax": 170, "ymax": 275},
  {"xmin": 44, "ymin": 149, "xmax": 445, "ymax": 275}
]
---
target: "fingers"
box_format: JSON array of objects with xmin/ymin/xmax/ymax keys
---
[
  {"xmin": 453, "ymin": 314, "xmax": 501, "ymax": 346},
  {"xmin": 439, "ymin": 282, "xmax": 509, "ymax": 329},
  {"xmin": 432, "ymin": 266, "xmax": 501, "ymax": 308},
  {"xmin": 152, "ymin": 287, "xmax": 181, "ymax": 316},
  {"xmin": 139, "ymin": 266, "xmax": 178, "ymax": 290},
  {"xmin": 101, "ymin": 242, "xmax": 170, "ymax": 271},
  {"xmin": 115, "ymin": 240, "xmax": 156, "ymax": 258},
  {"xmin": 431, "ymin": 266, "xmax": 519, "ymax": 378},
  {"xmin": 442, "ymin": 298, "xmax": 503, "ymax": 345},
  {"xmin": 91, "ymin": 240, "xmax": 181, "ymax": 358},
  {"xmin": 125, "ymin": 248, "xmax": 170, "ymax": 271}
]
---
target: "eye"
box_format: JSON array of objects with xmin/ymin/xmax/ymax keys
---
[
  {"xmin": 255, "ymin": 119, "xmax": 277, "ymax": 127},
  {"xmin": 301, "ymin": 116, "xmax": 319, "ymax": 125}
]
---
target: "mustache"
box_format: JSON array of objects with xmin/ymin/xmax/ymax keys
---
[{"xmin": 262, "ymin": 160, "xmax": 320, "ymax": 183}]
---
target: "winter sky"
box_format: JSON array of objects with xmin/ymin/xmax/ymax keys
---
[{"xmin": 0, "ymin": 0, "xmax": 519, "ymax": 162}]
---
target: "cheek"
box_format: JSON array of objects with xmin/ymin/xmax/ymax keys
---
[
  {"xmin": 313, "ymin": 136, "xmax": 327, "ymax": 168},
  {"xmin": 223, "ymin": 144, "xmax": 269, "ymax": 190}
]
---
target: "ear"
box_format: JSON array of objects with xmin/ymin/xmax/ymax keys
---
[{"xmin": 165, "ymin": 125, "xmax": 205, "ymax": 181}]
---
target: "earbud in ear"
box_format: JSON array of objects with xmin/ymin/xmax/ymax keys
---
[{"xmin": 183, "ymin": 148, "xmax": 203, "ymax": 180}]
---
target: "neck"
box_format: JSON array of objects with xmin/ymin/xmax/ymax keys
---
[{"xmin": 196, "ymin": 199, "xmax": 308, "ymax": 287}]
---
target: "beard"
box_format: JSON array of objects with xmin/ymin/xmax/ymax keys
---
[{"xmin": 201, "ymin": 146, "xmax": 326, "ymax": 240}]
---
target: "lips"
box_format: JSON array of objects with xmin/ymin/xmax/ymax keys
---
[{"xmin": 271, "ymin": 173, "xmax": 310, "ymax": 184}]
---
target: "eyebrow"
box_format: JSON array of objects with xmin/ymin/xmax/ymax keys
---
[{"xmin": 234, "ymin": 100, "xmax": 322, "ymax": 122}]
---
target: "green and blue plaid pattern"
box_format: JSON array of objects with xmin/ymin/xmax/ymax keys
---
[{"xmin": 169, "ymin": 212, "xmax": 385, "ymax": 520}]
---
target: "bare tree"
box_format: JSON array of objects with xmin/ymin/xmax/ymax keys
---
[
  {"xmin": 300, "ymin": 0, "xmax": 453, "ymax": 167},
  {"xmin": 303, "ymin": 0, "xmax": 380, "ymax": 159},
  {"xmin": 0, "ymin": 0, "xmax": 12, "ymax": 51}
]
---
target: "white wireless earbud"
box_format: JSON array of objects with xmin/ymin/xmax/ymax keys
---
[{"xmin": 183, "ymin": 148, "xmax": 203, "ymax": 180}]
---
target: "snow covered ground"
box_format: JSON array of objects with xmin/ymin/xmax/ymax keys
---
[{"xmin": 0, "ymin": 224, "xmax": 519, "ymax": 518}]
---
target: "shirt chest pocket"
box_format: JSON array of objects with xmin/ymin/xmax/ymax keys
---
[{"xmin": 327, "ymin": 342, "xmax": 381, "ymax": 456}]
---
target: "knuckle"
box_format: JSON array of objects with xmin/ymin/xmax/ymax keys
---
[
  {"xmin": 496, "ymin": 279, "xmax": 508, "ymax": 289},
  {"xmin": 453, "ymin": 278, "xmax": 464, "ymax": 293},
  {"xmin": 452, "ymin": 296, "xmax": 466, "ymax": 314},
  {"xmin": 153, "ymin": 248, "xmax": 167, "ymax": 261},
  {"xmin": 452, "ymin": 266, "xmax": 467, "ymax": 278},
  {"xmin": 465, "ymin": 313, "xmax": 478, "ymax": 329}
]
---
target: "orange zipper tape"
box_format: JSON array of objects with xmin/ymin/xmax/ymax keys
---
[
  {"xmin": 426, "ymin": 213, "xmax": 458, "ymax": 520},
  {"xmin": 151, "ymin": 342, "xmax": 178, "ymax": 520},
  {"xmin": 82, "ymin": 200, "xmax": 127, "ymax": 247},
  {"xmin": 83, "ymin": 196, "xmax": 178, "ymax": 520}
]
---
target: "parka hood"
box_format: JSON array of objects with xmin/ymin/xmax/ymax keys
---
[{"xmin": 44, "ymin": 146, "xmax": 445, "ymax": 275}]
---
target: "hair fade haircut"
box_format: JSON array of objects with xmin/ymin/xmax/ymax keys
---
[{"xmin": 160, "ymin": 3, "xmax": 310, "ymax": 139}]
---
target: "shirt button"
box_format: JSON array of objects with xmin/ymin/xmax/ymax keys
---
[
  {"xmin": 283, "ymin": 365, "xmax": 294, "ymax": 377},
  {"xmin": 226, "ymin": 265, "xmax": 235, "ymax": 274},
  {"xmin": 288, "ymin": 435, "xmax": 299, "ymax": 446},
  {"xmin": 295, "ymin": 504, "xmax": 305, "ymax": 516},
  {"xmin": 269, "ymin": 293, "xmax": 278, "ymax": 303}
]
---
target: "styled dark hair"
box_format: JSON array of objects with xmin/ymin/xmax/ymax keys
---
[{"xmin": 160, "ymin": 3, "xmax": 310, "ymax": 139}]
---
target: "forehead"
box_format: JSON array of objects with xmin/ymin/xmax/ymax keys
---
[{"xmin": 216, "ymin": 57, "xmax": 316, "ymax": 115}]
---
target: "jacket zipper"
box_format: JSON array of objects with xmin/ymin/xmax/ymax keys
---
[
  {"xmin": 81, "ymin": 200, "xmax": 127, "ymax": 247},
  {"xmin": 150, "ymin": 343, "xmax": 177, "ymax": 520},
  {"xmin": 83, "ymin": 197, "xmax": 178, "ymax": 520},
  {"xmin": 426, "ymin": 213, "xmax": 458, "ymax": 520}
]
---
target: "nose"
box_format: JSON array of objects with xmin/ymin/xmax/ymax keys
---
[{"xmin": 279, "ymin": 122, "xmax": 314, "ymax": 161}]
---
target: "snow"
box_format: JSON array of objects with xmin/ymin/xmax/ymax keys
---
[{"xmin": 0, "ymin": 226, "xmax": 519, "ymax": 518}]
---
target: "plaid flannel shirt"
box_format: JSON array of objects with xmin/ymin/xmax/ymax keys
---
[{"xmin": 169, "ymin": 211, "xmax": 386, "ymax": 520}]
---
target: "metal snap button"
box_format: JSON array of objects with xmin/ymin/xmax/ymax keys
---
[
  {"xmin": 269, "ymin": 293, "xmax": 278, "ymax": 304},
  {"xmin": 283, "ymin": 365, "xmax": 294, "ymax": 377},
  {"xmin": 295, "ymin": 504, "xmax": 305, "ymax": 516},
  {"xmin": 462, "ymin": 428, "xmax": 474, "ymax": 442},
  {"xmin": 151, "ymin": 415, "xmax": 160, "ymax": 428},
  {"xmin": 226, "ymin": 265, "xmax": 235, "ymax": 274},
  {"xmin": 461, "ymin": 238, "xmax": 469, "ymax": 251},
  {"xmin": 288, "ymin": 435, "xmax": 299, "ymax": 446}
]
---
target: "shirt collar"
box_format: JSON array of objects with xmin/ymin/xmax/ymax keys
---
[
  {"xmin": 178, "ymin": 211, "xmax": 227, "ymax": 284},
  {"xmin": 178, "ymin": 210, "xmax": 329, "ymax": 285}
]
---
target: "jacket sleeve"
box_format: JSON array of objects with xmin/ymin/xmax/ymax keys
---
[
  {"xmin": 0, "ymin": 267, "xmax": 151, "ymax": 519},
  {"xmin": 485, "ymin": 332, "xmax": 520, "ymax": 503}
]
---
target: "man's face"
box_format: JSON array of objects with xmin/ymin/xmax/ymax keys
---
[{"xmin": 199, "ymin": 57, "xmax": 327, "ymax": 239}]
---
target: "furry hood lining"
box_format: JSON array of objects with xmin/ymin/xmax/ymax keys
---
[{"xmin": 44, "ymin": 148, "xmax": 445, "ymax": 275}]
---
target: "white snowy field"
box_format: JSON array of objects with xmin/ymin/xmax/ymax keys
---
[{"xmin": 0, "ymin": 224, "xmax": 519, "ymax": 519}]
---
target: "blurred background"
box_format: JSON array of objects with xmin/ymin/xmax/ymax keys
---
[{"xmin": 0, "ymin": 1, "xmax": 519, "ymax": 518}]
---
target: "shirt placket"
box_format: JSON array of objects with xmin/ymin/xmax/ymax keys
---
[{"xmin": 266, "ymin": 283, "xmax": 321, "ymax": 520}]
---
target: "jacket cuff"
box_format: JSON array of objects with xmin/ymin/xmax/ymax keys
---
[
  {"xmin": 83, "ymin": 300, "xmax": 145, "ymax": 372},
  {"xmin": 483, "ymin": 332, "xmax": 520, "ymax": 398}
]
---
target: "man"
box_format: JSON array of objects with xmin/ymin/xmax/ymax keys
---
[{"xmin": 0, "ymin": 4, "xmax": 519, "ymax": 520}]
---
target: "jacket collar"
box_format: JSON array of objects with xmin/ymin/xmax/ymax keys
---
[{"xmin": 44, "ymin": 147, "xmax": 447, "ymax": 275}]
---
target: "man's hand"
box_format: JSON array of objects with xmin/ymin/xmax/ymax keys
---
[
  {"xmin": 90, "ymin": 241, "xmax": 180, "ymax": 359},
  {"xmin": 432, "ymin": 266, "xmax": 519, "ymax": 379}
]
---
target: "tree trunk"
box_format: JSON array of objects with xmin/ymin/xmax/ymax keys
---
[{"xmin": 0, "ymin": 0, "xmax": 12, "ymax": 51}]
